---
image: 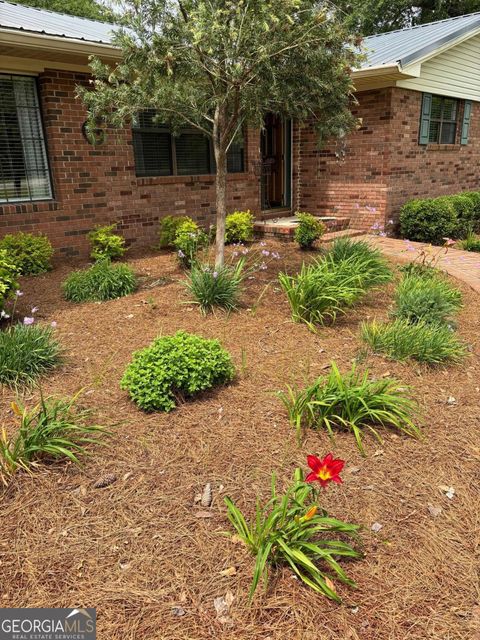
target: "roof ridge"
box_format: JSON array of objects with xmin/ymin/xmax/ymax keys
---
[
  {"xmin": 364, "ymin": 11, "xmax": 480, "ymax": 40},
  {"xmin": 0, "ymin": 0, "xmax": 114, "ymax": 26}
]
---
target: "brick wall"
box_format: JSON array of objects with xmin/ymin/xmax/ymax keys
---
[
  {"xmin": 0, "ymin": 69, "xmax": 261, "ymax": 256},
  {"xmin": 294, "ymin": 87, "xmax": 480, "ymax": 231}
]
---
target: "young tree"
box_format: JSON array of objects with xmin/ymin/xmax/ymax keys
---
[{"xmin": 80, "ymin": 0, "xmax": 361, "ymax": 267}]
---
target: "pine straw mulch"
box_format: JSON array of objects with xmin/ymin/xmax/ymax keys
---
[{"xmin": 1, "ymin": 240, "xmax": 479, "ymax": 640}]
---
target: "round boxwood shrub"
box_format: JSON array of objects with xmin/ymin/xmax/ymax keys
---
[
  {"xmin": 294, "ymin": 212, "xmax": 326, "ymax": 249},
  {"xmin": 399, "ymin": 198, "xmax": 458, "ymax": 245},
  {"xmin": 0, "ymin": 232, "xmax": 54, "ymax": 275},
  {"xmin": 63, "ymin": 260, "xmax": 137, "ymax": 303},
  {"xmin": 121, "ymin": 331, "xmax": 235, "ymax": 411},
  {"xmin": 225, "ymin": 210, "xmax": 254, "ymax": 244},
  {"xmin": 88, "ymin": 224, "xmax": 126, "ymax": 262},
  {"xmin": 0, "ymin": 249, "xmax": 19, "ymax": 312}
]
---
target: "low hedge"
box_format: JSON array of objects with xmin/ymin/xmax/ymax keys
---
[{"xmin": 399, "ymin": 190, "xmax": 480, "ymax": 245}]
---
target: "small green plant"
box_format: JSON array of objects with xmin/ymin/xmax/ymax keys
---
[
  {"xmin": 225, "ymin": 455, "xmax": 360, "ymax": 602},
  {"xmin": 0, "ymin": 232, "xmax": 54, "ymax": 275},
  {"xmin": 294, "ymin": 212, "xmax": 326, "ymax": 249},
  {"xmin": 158, "ymin": 215, "xmax": 191, "ymax": 249},
  {"xmin": 399, "ymin": 262, "xmax": 439, "ymax": 279},
  {"xmin": 62, "ymin": 260, "xmax": 137, "ymax": 302},
  {"xmin": 0, "ymin": 249, "xmax": 19, "ymax": 312},
  {"xmin": 225, "ymin": 210, "xmax": 255, "ymax": 244},
  {"xmin": 278, "ymin": 362, "xmax": 420, "ymax": 454},
  {"xmin": 392, "ymin": 274, "xmax": 462, "ymax": 325},
  {"xmin": 326, "ymin": 238, "xmax": 393, "ymax": 289},
  {"xmin": 121, "ymin": 331, "xmax": 235, "ymax": 411},
  {"xmin": 88, "ymin": 224, "xmax": 126, "ymax": 261},
  {"xmin": 361, "ymin": 318, "xmax": 467, "ymax": 364},
  {"xmin": 174, "ymin": 219, "xmax": 209, "ymax": 268},
  {"xmin": 184, "ymin": 259, "xmax": 245, "ymax": 314},
  {"xmin": 459, "ymin": 229, "xmax": 480, "ymax": 252},
  {"xmin": 0, "ymin": 324, "xmax": 62, "ymax": 387},
  {"xmin": 0, "ymin": 392, "xmax": 106, "ymax": 485}
]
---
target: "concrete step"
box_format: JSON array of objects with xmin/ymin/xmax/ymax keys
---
[{"xmin": 254, "ymin": 215, "xmax": 351, "ymax": 241}]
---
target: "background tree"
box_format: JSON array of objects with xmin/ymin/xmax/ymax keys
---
[
  {"xmin": 14, "ymin": 0, "xmax": 113, "ymax": 21},
  {"xmin": 80, "ymin": 0, "xmax": 361, "ymax": 266},
  {"xmin": 336, "ymin": 0, "xmax": 480, "ymax": 36}
]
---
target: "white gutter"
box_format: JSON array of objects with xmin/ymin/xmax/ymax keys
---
[{"xmin": 0, "ymin": 28, "xmax": 121, "ymax": 58}]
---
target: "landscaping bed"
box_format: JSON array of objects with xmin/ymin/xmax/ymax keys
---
[{"xmin": 1, "ymin": 240, "xmax": 479, "ymax": 640}]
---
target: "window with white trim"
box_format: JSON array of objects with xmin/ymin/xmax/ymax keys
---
[{"xmin": 0, "ymin": 74, "xmax": 52, "ymax": 203}]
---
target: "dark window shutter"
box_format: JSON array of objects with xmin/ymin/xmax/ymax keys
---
[
  {"xmin": 461, "ymin": 100, "xmax": 472, "ymax": 145},
  {"xmin": 419, "ymin": 93, "xmax": 432, "ymax": 145},
  {"xmin": 175, "ymin": 132, "xmax": 211, "ymax": 175}
]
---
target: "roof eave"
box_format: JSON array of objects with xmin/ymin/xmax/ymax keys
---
[{"xmin": 0, "ymin": 28, "xmax": 121, "ymax": 59}]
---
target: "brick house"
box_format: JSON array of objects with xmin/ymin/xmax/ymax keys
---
[{"xmin": 1, "ymin": 1, "xmax": 480, "ymax": 255}]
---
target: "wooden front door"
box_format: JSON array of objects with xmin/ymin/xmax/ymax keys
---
[{"xmin": 260, "ymin": 114, "xmax": 291, "ymax": 210}]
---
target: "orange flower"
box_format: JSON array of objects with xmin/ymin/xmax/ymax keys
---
[
  {"xmin": 306, "ymin": 453, "xmax": 344, "ymax": 488},
  {"xmin": 302, "ymin": 505, "xmax": 318, "ymax": 521}
]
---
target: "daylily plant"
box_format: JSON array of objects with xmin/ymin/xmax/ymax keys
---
[{"xmin": 225, "ymin": 455, "xmax": 361, "ymax": 602}]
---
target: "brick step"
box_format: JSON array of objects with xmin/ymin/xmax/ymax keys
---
[
  {"xmin": 254, "ymin": 215, "xmax": 351, "ymax": 241},
  {"xmin": 319, "ymin": 229, "xmax": 365, "ymax": 244}
]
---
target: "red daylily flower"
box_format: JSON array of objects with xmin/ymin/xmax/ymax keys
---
[{"xmin": 306, "ymin": 453, "xmax": 345, "ymax": 487}]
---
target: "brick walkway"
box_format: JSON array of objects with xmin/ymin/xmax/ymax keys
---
[{"xmin": 360, "ymin": 234, "xmax": 480, "ymax": 293}]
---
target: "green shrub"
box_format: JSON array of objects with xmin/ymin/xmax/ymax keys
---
[
  {"xmin": 399, "ymin": 262, "xmax": 439, "ymax": 279},
  {"xmin": 294, "ymin": 212, "xmax": 326, "ymax": 249},
  {"xmin": 88, "ymin": 224, "xmax": 126, "ymax": 261},
  {"xmin": 174, "ymin": 219, "xmax": 209, "ymax": 267},
  {"xmin": 0, "ymin": 393, "xmax": 106, "ymax": 485},
  {"xmin": 459, "ymin": 230, "xmax": 480, "ymax": 252},
  {"xmin": 225, "ymin": 465, "xmax": 360, "ymax": 602},
  {"xmin": 361, "ymin": 318, "xmax": 467, "ymax": 364},
  {"xmin": 463, "ymin": 191, "xmax": 480, "ymax": 230},
  {"xmin": 62, "ymin": 260, "xmax": 137, "ymax": 302},
  {"xmin": 399, "ymin": 197, "xmax": 458, "ymax": 245},
  {"xmin": 225, "ymin": 210, "xmax": 254, "ymax": 244},
  {"xmin": 0, "ymin": 232, "xmax": 54, "ymax": 275},
  {"xmin": 444, "ymin": 194, "xmax": 476, "ymax": 238},
  {"xmin": 278, "ymin": 362, "xmax": 420, "ymax": 454},
  {"xmin": 326, "ymin": 238, "xmax": 393, "ymax": 289},
  {"xmin": 158, "ymin": 215, "xmax": 191, "ymax": 249},
  {"xmin": 185, "ymin": 259, "xmax": 245, "ymax": 314},
  {"xmin": 0, "ymin": 249, "xmax": 19, "ymax": 312},
  {"xmin": 392, "ymin": 274, "xmax": 462, "ymax": 325},
  {"xmin": 0, "ymin": 324, "xmax": 62, "ymax": 386},
  {"xmin": 121, "ymin": 331, "xmax": 235, "ymax": 411}
]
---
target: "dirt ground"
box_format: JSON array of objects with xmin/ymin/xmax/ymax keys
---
[{"xmin": 1, "ymin": 240, "xmax": 479, "ymax": 640}]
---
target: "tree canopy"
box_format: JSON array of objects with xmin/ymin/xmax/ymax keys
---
[
  {"xmin": 80, "ymin": 0, "xmax": 361, "ymax": 266},
  {"xmin": 335, "ymin": 0, "xmax": 480, "ymax": 36},
  {"xmin": 13, "ymin": 0, "xmax": 113, "ymax": 22}
]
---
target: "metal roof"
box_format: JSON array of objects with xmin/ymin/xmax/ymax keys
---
[
  {"xmin": 363, "ymin": 12, "xmax": 480, "ymax": 68},
  {"xmin": 2, "ymin": 0, "xmax": 480, "ymax": 70},
  {"xmin": 0, "ymin": 0, "xmax": 116, "ymax": 44}
]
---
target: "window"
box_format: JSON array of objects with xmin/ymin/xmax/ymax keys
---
[
  {"xmin": 419, "ymin": 93, "xmax": 469, "ymax": 146},
  {"xmin": 132, "ymin": 111, "xmax": 244, "ymax": 177},
  {"xmin": 0, "ymin": 74, "xmax": 52, "ymax": 203},
  {"xmin": 429, "ymin": 95, "xmax": 458, "ymax": 144}
]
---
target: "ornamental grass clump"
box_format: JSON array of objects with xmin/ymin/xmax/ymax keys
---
[
  {"xmin": 0, "ymin": 232, "xmax": 54, "ymax": 275},
  {"xmin": 185, "ymin": 259, "xmax": 245, "ymax": 314},
  {"xmin": 326, "ymin": 238, "xmax": 393, "ymax": 290},
  {"xmin": 0, "ymin": 324, "xmax": 62, "ymax": 387},
  {"xmin": 121, "ymin": 331, "xmax": 235, "ymax": 411},
  {"xmin": 0, "ymin": 393, "xmax": 106, "ymax": 486},
  {"xmin": 279, "ymin": 257, "xmax": 366, "ymax": 330},
  {"xmin": 392, "ymin": 274, "xmax": 462, "ymax": 326},
  {"xmin": 459, "ymin": 230, "xmax": 480, "ymax": 252},
  {"xmin": 278, "ymin": 362, "xmax": 420, "ymax": 454},
  {"xmin": 225, "ymin": 454, "xmax": 361, "ymax": 602},
  {"xmin": 62, "ymin": 260, "xmax": 137, "ymax": 302},
  {"xmin": 361, "ymin": 318, "xmax": 467, "ymax": 364}
]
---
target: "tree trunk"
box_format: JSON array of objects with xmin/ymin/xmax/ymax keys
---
[{"xmin": 213, "ymin": 106, "xmax": 227, "ymax": 268}]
